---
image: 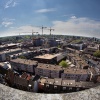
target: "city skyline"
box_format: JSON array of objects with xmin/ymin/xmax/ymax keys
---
[{"xmin": 0, "ymin": 0, "xmax": 100, "ymax": 38}]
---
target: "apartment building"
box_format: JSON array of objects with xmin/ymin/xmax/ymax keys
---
[
  {"xmin": 35, "ymin": 63, "xmax": 63, "ymax": 78},
  {"xmin": 10, "ymin": 58, "xmax": 38, "ymax": 74},
  {"xmin": 61, "ymin": 68, "xmax": 89, "ymax": 81}
]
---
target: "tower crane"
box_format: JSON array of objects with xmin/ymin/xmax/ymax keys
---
[
  {"xmin": 40, "ymin": 25, "xmax": 47, "ymax": 36},
  {"xmin": 48, "ymin": 27, "xmax": 54, "ymax": 35}
]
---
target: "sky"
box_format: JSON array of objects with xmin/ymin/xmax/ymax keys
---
[{"xmin": 0, "ymin": 0, "xmax": 100, "ymax": 38}]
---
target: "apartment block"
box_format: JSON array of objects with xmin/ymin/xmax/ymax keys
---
[
  {"xmin": 10, "ymin": 58, "xmax": 38, "ymax": 74},
  {"xmin": 61, "ymin": 68, "xmax": 89, "ymax": 81},
  {"xmin": 35, "ymin": 63, "xmax": 63, "ymax": 78}
]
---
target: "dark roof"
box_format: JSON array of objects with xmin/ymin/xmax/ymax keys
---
[
  {"xmin": 37, "ymin": 63, "xmax": 63, "ymax": 71},
  {"xmin": 32, "ymin": 75, "xmax": 40, "ymax": 81},
  {"xmin": 21, "ymin": 72, "xmax": 27, "ymax": 79}
]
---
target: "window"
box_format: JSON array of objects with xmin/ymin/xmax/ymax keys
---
[
  {"xmin": 69, "ymin": 87, "xmax": 72, "ymax": 90},
  {"xmin": 76, "ymin": 88, "xmax": 80, "ymax": 91},
  {"xmin": 46, "ymin": 85, "xmax": 49, "ymax": 88},
  {"xmin": 63, "ymin": 87, "xmax": 66, "ymax": 90},
  {"xmin": 54, "ymin": 86, "xmax": 57, "ymax": 89}
]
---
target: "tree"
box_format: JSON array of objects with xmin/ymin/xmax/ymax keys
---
[
  {"xmin": 93, "ymin": 50, "xmax": 100, "ymax": 58},
  {"xmin": 18, "ymin": 55, "xmax": 26, "ymax": 59},
  {"xmin": 59, "ymin": 60, "xmax": 69, "ymax": 68}
]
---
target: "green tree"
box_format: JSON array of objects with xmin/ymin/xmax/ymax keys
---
[
  {"xmin": 59, "ymin": 60, "xmax": 69, "ymax": 68},
  {"xmin": 18, "ymin": 55, "xmax": 26, "ymax": 59},
  {"xmin": 93, "ymin": 50, "xmax": 100, "ymax": 58}
]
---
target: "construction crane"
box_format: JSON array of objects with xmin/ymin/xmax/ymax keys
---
[
  {"xmin": 32, "ymin": 30, "xmax": 38, "ymax": 37},
  {"xmin": 48, "ymin": 27, "xmax": 54, "ymax": 35},
  {"xmin": 40, "ymin": 25, "xmax": 47, "ymax": 36},
  {"xmin": 19, "ymin": 30, "xmax": 38, "ymax": 37}
]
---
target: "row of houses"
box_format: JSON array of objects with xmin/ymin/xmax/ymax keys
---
[
  {"xmin": 39, "ymin": 78, "xmax": 100, "ymax": 93},
  {"xmin": 5, "ymin": 69, "xmax": 100, "ymax": 93},
  {"xmin": 9, "ymin": 58, "xmax": 99, "ymax": 82}
]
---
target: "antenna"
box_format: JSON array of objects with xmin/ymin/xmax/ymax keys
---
[{"xmin": 48, "ymin": 27, "xmax": 54, "ymax": 35}]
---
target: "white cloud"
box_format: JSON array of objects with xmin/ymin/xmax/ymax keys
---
[
  {"xmin": 2, "ymin": 21, "xmax": 13, "ymax": 27},
  {"xmin": 71, "ymin": 16, "xmax": 77, "ymax": 19},
  {"xmin": 52, "ymin": 17, "xmax": 100, "ymax": 38},
  {"xmin": 5, "ymin": 0, "xmax": 18, "ymax": 9},
  {"xmin": 0, "ymin": 17, "xmax": 100, "ymax": 38},
  {"xmin": 3, "ymin": 18, "xmax": 15, "ymax": 21},
  {"xmin": 62, "ymin": 14, "xmax": 75, "ymax": 17},
  {"xmin": 1, "ymin": 18, "xmax": 15, "ymax": 27},
  {"xmin": 35, "ymin": 8, "xmax": 56, "ymax": 13},
  {"xmin": 12, "ymin": 2, "xmax": 18, "ymax": 7}
]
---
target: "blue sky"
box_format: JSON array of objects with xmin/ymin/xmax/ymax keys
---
[{"xmin": 0, "ymin": 0, "xmax": 100, "ymax": 38}]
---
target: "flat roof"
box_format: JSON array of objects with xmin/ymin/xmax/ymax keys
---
[{"xmin": 34, "ymin": 53, "xmax": 62, "ymax": 60}]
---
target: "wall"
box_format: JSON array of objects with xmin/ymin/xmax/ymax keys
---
[{"xmin": 0, "ymin": 83, "xmax": 100, "ymax": 100}]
